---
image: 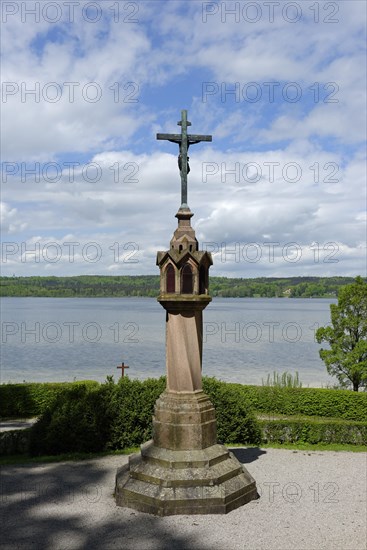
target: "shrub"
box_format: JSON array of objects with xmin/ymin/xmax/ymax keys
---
[
  {"xmin": 106, "ymin": 376, "xmax": 166, "ymax": 449},
  {"xmin": 28, "ymin": 376, "xmax": 261, "ymax": 456},
  {"xmin": 240, "ymin": 385, "xmax": 366, "ymax": 421},
  {"xmin": 28, "ymin": 377, "xmax": 166, "ymax": 456},
  {"xmin": 202, "ymin": 377, "xmax": 261, "ymax": 445},
  {"xmin": 29, "ymin": 384, "xmax": 109, "ymax": 456},
  {"xmin": 260, "ymin": 418, "xmax": 367, "ymax": 445},
  {"xmin": 0, "ymin": 429, "xmax": 31, "ymax": 455},
  {"xmin": 0, "ymin": 381, "xmax": 99, "ymax": 418},
  {"xmin": 19, "ymin": 377, "xmax": 366, "ymax": 457}
]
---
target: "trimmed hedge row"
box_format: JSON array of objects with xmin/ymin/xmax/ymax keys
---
[
  {"xmin": 260, "ymin": 418, "xmax": 367, "ymax": 445},
  {"xmin": 28, "ymin": 377, "xmax": 261, "ymax": 456},
  {"xmin": 1, "ymin": 378, "xmax": 366, "ymax": 456},
  {"xmin": 0, "ymin": 429, "xmax": 31, "ymax": 456},
  {"xmin": 2, "ymin": 378, "xmax": 366, "ymax": 421},
  {"xmin": 0, "ymin": 381, "xmax": 99, "ymax": 418},
  {"xmin": 238, "ymin": 384, "xmax": 367, "ymax": 421}
]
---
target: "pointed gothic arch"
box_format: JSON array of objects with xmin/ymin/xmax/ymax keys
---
[
  {"xmin": 181, "ymin": 263, "xmax": 193, "ymax": 294},
  {"xmin": 166, "ymin": 264, "xmax": 175, "ymax": 293},
  {"xmin": 199, "ymin": 265, "xmax": 207, "ymax": 294}
]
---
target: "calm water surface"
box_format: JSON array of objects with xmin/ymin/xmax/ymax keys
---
[{"xmin": 1, "ymin": 297, "xmax": 336, "ymax": 387}]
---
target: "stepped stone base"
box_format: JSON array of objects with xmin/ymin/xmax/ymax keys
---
[{"xmin": 115, "ymin": 391, "xmax": 258, "ymax": 515}]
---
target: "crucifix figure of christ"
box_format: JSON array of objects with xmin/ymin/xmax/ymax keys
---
[{"xmin": 157, "ymin": 110, "xmax": 212, "ymax": 208}]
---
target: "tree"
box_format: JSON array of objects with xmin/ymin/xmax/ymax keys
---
[{"xmin": 316, "ymin": 276, "xmax": 367, "ymax": 391}]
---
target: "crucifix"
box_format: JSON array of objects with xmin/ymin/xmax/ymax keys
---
[
  {"xmin": 116, "ymin": 361, "xmax": 129, "ymax": 378},
  {"xmin": 157, "ymin": 110, "xmax": 212, "ymax": 208}
]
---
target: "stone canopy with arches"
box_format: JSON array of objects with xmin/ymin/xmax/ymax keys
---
[{"xmin": 156, "ymin": 208, "xmax": 212, "ymax": 297}]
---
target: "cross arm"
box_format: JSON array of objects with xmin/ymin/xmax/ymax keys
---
[
  {"xmin": 156, "ymin": 133, "xmax": 212, "ymax": 144},
  {"xmin": 187, "ymin": 134, "xmax": 212, "ymax": 143},
  {"xmin": 156, "ymin": 133, "xmax": 181, "ymax": 142}
]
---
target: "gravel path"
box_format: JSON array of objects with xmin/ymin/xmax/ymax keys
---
[
  {"xmin": 0, "ymin": 419, "xmax": 38, "ymax": 432},
  {"xmin": 1, "ymin": 448, "xmax": 366, "ymax": 550}
]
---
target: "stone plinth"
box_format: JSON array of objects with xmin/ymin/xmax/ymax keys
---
[
  {"xmin": 115, "ymin": 391, "xmax": 258, "ymax": 515},
  {"xmin": 153, "ymin": 391, "xmax": 216, "ymax": 450}
]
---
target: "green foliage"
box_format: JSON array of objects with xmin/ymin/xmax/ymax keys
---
[
  {"xmin": 202, "ymin": 377, "xmax": 261, "ymax": 445},
  {"xmin": 206, "ymin": 276, "xmax": 353, "ymax": 298},
  {"xmin": 0, "ymin": 275, "xmax": 160, "ymax": 297},
  {"xmin": 0, "ymin": 381, "xmax": 99, "ymax": 418},
  {"xmin": 28, "ymin": 377, "xmax": 166, "ymax": 456},
  {"xmin": 316, "ymin": 276, "xmax": 367, "ymax": 391},
  {"xmin": 5, "ymin": 377, "xmax": 366, "ymax": 457},
  {"xmin": 240, "ymin": 385, "xmax": 366, "ymax": 421},
  {"xmin": 29, "ymin": 384, "xmax": 111, "ymax": 456},
  {"xmin": 260, "ymin": 418, "xmax": 367, "ymax": 445},
  {"xmin": 0, "ymin": 430, "xmax": 31, "ymax": 456},
  {"xmin": 28, "ymin": 377, "xmax": 260, "ymax": 456},
  {"xmin": 0, "ymin": 275, "xmax": 357, "ymax": 298},
  {"xmin": 262, "ymin": 371, "xmax": 302, "ymax": 388},
  {"xmin": 106, "ymin": 376, "xmax": 166, "ymax": 449}
]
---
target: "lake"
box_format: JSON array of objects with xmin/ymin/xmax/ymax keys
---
[{"xmin": 1, "ymin": 297, "xmax": 336, "ymax": 387}]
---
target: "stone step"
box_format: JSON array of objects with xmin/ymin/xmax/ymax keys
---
[
  {"xmin": 130, "ymin": 452, "xmax": 243, "ymax": 488},
  {"xmin": 140, "ymin": 440, "xmax": 230, "ymax": 469},
  {"xmin": 117, "ymin": 469, "xmax": 257, "ymax": 516}
]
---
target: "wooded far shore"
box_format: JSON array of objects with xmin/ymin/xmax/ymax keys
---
[{"xmin": 0, "ymin": 276, "xmax": 357, "ymax": 298}]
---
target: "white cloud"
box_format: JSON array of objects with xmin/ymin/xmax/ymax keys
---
[{"xmin": 0, "ymin": 202, "xmax": 27, "ymax": 234}]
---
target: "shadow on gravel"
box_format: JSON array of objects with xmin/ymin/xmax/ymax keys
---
[
  {"xmin": 229, "ymin": 447, "xmax": 267, "ymax": 464},
  {"xmin": 0, "ymin": 459, "xmax": 203, "ymax": 550}
]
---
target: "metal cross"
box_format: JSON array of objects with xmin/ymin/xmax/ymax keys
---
[
  {"xmin": 116, "ymin": 361, "xmax": 129, "ymax": 378},
  {"xmin": 157, "ymin": 110, "xmax": 212, "ymax": 208}
]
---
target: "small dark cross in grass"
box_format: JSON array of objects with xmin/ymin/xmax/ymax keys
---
[{"xmin": 116, "ymin": 361, "xmax": 129, "ymax": 378}]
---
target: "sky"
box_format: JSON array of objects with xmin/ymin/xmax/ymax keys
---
[{"xmin": 1, "ymin": 0, "xmax": 366, "ymax": 279}]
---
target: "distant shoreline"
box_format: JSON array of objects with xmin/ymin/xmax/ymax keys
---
[
  {"xmin": 0, "ymin": 275, "xmax": 356, "ymax": 299},
  {"xmin": 0, "ymin": 295, "xmax": 338, "ymax": 299}
]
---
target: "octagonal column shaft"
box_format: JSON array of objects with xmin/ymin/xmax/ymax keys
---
[
  {"xmin": 165, "ymin": 309, "xmax": 203, "ymax": 391},
  {"xmin": 159, "ymin": 297, "xmax": 211, "ymax": 392}
]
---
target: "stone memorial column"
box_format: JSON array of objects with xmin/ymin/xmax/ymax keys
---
[{"xmin": 115, "ymin": 111, "xmax": 257, "ymax": 515}]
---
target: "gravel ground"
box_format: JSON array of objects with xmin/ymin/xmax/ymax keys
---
[
  {"xmin": 0, "ymin": 447, "xmax": 366, "ymax": 550},
  {"xmin": 0, "ymin": 419, "xmax": 38, "ymax": 432}
]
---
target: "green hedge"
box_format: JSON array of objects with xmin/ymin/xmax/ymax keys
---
[
  {"xmin": 0, "ymin": 381, "xmax": 99, "ymax": 418},
  {"xmin": 105, "ymin": 376, "xmax": 167, "ymax": 450},
  {"xmin": 202, "ymin": 377, "xmax": 261, "ymax": 444},
  {"xmin": 28, "ymin": 377, "xmax": 261, "ymax": 456},
  {"xmin": 2, "ymin": 378, "xmax": 366, "ymax": 457},
  {"xmin": 260, "ymin": 418, "xmax": 367, "ymax": 445},
  {"xmin": 29, "ymin": 383, "xmax": 111, "ymax": 456},
  {"xmin": 3, "ymin": 379, "xmax": 366, "ymax": 422},
  {"xmin": 0, "ymin": 429, "xmax": 31, "ymax": 455},
  {"xmin": 239, "ymin": 385, "xmax": 367, "ymax": 421}
]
